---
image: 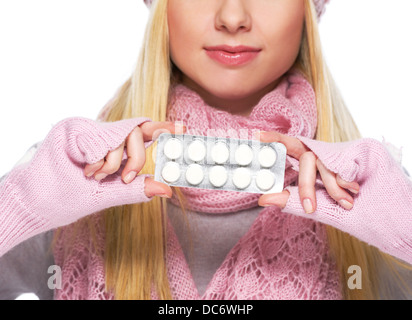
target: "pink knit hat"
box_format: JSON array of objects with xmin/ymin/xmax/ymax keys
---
[{"xmin": 143, "ymin": 0, "xmax": 330, "ymax": 20}]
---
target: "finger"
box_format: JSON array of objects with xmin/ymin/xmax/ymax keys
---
[
  {"xmin": 336, "ymin": 174, "xmax": 360, "ymax": 194},
  {"xmin": 94, "ymin": 142, "xmax": 125, "ymax": 181},
  {"xmin": 256, "ymin": 131, "xmax": 309, "ymax": 160},
  {"xmin": 144, "ymin": 177, "xmax": 173, "ymax": 198},
  {"xmin": 317, "ymin": 159, "xmax": 354, "ymax": 210},
  {"xmin": 258, "ymin": 190, "xmax": 290, "ymax": 208},
  {"xmin": 139, "ymin": 121, "xmax": 187, "ymax": 142},
  {"xmin": 122, "ymin": 127, "xmax": 146, "ymax": 184},
  {"xmin": 298, "ymin": 151, "xmax": 318, "ymax": 214},
  {"xmin": 84, "ymin": 159, "xmax": 104, "ymax": 177}
]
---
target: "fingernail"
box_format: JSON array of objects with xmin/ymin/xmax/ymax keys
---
[
  {"xmin": 253, "ymin": 130, "xmax": 263, "ymax": 139},
  {"xmin": 258, "ymin": 130, "xmax": 269, "ymax": 138},
  {"xmin": 124, "ymin": 171, "xmax": 137, "ymax": 184},
  {"xmin": 174, "ymin": 122, "xmax": 186, "ymax": 134},
  {"xmin": 174, "ymin": 123, "xmax": 186, "ymax": 130},
  {"xmin": 86, "ymin": 170, "xmax": 96, "ymax": 178},
  {"xmin": 303, "ymin": 198, "xmax": 314, "ymax": 214},
  {"xmin": 339, "ymin": 199, "xmax": 353, "ymax": 210},
  {"xmin": 157, "ymin": 193, "xmax": 171, "ymax": 198},
  {"xmin": 260, "ymin": 202, "xmax": 274, "ymax": 207},
  {"xmin": 348, "ymin": 187, "xmax": 359, "ymax": 194},
  {"xmin": 95, "ymin": 173, "xmax": 108, "ymax": 181}
]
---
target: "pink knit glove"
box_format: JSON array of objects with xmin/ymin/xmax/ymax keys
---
[
  {"xmin": 282, "ymin": 137, "xmax": 412, "ymax": 265},
  {"xmin": 0, "ymin": 117, "xmax": 153, "ymax": 257}
]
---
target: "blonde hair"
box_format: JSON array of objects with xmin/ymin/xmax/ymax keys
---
[{"xmin": 61, "ymin": 0, "xmax": 412, "ymax": 300}]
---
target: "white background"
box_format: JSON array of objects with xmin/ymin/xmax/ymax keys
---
[{"xmin": 0, "ymin": 0, "xmax": 411, "ymax": 299}]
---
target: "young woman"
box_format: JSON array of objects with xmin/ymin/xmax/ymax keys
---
[{"xmin": 1, "ymin": 0, "xmax": 411, "ymax": 300}]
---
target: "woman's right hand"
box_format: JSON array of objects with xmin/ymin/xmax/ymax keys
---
[
  {"xmin": 1, "ymin": 117, "xmax": 187, "ymax": 238},
  {"xmin": 1, "ymin": 117, "xmax": 187, "ymax": 256},
  {"xmin": 83, "ymin": 121, "xmax": 185, "ymax": 199}
]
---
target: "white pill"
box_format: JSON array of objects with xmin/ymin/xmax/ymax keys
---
[
  {"xmin": 258, "ymin": 146, "xmax": 277, "ymax": 168},
  {"xmin": 187, "ymin": 139, "xmax": 206, "ymax": 162},
  {"xmin": 185, "ymin": 164, "xmax": 204, "ymax": 185},
  {"xmin": 163, "ymin": 138, "xmax": 183, "ymax": 160},
  {"xmin": 208, "ymin": 166, "xmax": 228, "ymax": 188},
  {"xmin": 161, "ymin": 162, "xmax": 181, "ymax": 183},
  {"xmin": 235, "ymin": 144, "xmax": 254, "ymax": 166},
  {"xmin": 211, "ymin": 141, "xmax": 230, "ymax": 164},
  {"xmin": 256, "ymin": 170, "xmax": 276, "ymax": 191},
  {"xmin": 232, "ymin": 167, "xmax": 252, "ymax": 189}
]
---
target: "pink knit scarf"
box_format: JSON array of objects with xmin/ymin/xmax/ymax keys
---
[
  {"xmin": 54, "ymin": 70, "xmax": 342, "ymax": 300},
  {"xmin": 166, "ymin": 70, "xmax": 317, "ymax": 213}
]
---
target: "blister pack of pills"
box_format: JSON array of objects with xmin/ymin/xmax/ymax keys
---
[{"xmin": 154, "ymin": 133, "xmax": 287, "ymax": 194}]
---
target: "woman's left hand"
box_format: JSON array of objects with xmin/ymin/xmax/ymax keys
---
[
  {"xmin": 256, "ymin": 131, "xmax": 360, "ymax": 213},
  {"xmin": 255, "ymin": 132, "xmax": 412, "ymax": 265}
]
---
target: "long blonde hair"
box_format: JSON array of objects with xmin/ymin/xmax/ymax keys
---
[{"xmin": 63, "ymin": 0, "xmax": 412, "ymax": 300}]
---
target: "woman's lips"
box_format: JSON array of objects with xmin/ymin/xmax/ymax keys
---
[{"xmin": 205, "ymin": 49, "xmax": 260, "ymax": 67}]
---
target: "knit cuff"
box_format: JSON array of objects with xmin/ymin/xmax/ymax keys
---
[
  {"xmin": 295, "ymin": 136, "xmax": 365, "ymax": 183},
  {"xmin": 0, "ymin": 181, "xmax": 51, "ymax": 257},
  {"xmin": 75, "ymin": 117, "xmax": 152, "ymax": 164}
]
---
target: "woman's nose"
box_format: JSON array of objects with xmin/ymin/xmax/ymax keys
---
[{"xmin": 215, "ymin": 0, "xmax": 252, "ymax": 34}]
